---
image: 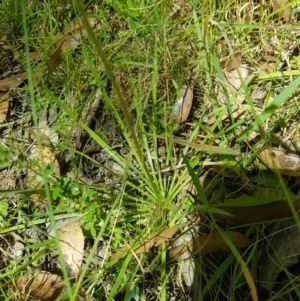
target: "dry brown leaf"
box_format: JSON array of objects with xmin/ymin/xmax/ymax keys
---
[
  {"xmin": 212, "ymin": 63, "xmax": 253, "ymax": 127},
  {"xmin": 170, "ymin": 84, "xmax": 193, "ymax": 124},
  {"xmin": 15, "ymin": 272, "xmax": 67, "ymax": 301},
  {"xmin": 57, "ymin": 222, "xmax": 84, "ymax": 279},
  {"xmin": 14, "ymin": 272, "xmax": 94, "ymax": 301},
  {"xmin": 226, "ymin": 64, "xmax": 251, "ymax": 91},
  {"xmin": 175, "ymin": 0, "xmax": 184, "ymax": 7},
  {"xmin": 0, "ymin": 98, "xmax": 9, "ymax": 123},
  {"xmin": 149, "ymin": 134, "xmax": 239, "ymax": 155},
  {"xmin": 110, "ymin": 223, "xmax": 187, "ymax": 264},
  {"xmin": 64, "ymin": 16, "xmax": 99, "ymax": 36},
  {"xmin": 26, "ymin": 144, "xmax": 60, "ymax": 208},
  {"xmin": 271, "ymin": 0, "xmax": 291, "ymax": 22},
  {"xmin": 172, "ymin": 0, "xmax": 190, "ymax": 18},
  {"xmin": 0, "ymin": 71, "xmax": 43, "ymax": 91},
  {"xmin": 0, "ymin": 72, "xmax": 27, "ymax": 91},
  {"xmin": 72, "ymin": 88, "xmax": 103, "ymax": 149},
  {"xmin": 29, "ymin": 51, "xmax": 40, "ymax": 62},
  {"xmin": 49, "ymin": 16, "xmax": 100, "ymax": 68},
  {"xmin": 169, "ymin": 231, "xmax": 252, "ymax": 260},
  {"xmin": 258, "ymin": 147, "xmax": 300, "ymax": 177},
  {"xmin": 226, "ymin": 53, "xmax": 242, "ymax": 72},
  {"xmin": 214, "ymin": 199, "xmax": 300, "ymax": 226},
  {"xmin": 0, "ymin": 92, "xmax": 9, "ymax": 101}
]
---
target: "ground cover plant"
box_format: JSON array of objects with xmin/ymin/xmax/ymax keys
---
[{"xmin": 1, "ymin": 0, "xmax": 300, "ymax": 300}]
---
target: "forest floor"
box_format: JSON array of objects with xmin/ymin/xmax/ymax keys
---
[{"xmin": 1, "ymin": 1, "xmax": 300, "ymax": 301}]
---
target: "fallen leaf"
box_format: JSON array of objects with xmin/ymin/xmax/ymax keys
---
[
  {"xmin": 214, "ymin": 199, "xmax": 300, "ymax": 226},
  {"xmin": 149, "ymin": 134, "xmax": 239, "ymax": 155},
  {"xmin": 259, "ymin": 219, "xmax": 300, "ymax": 294},
  {"xmin": 0, "ymin": 98, "xmax": 9, "ymax": 123},
  {"xmin": 217, "ymin": 63, "xmax": 252, "ymax": 105},
  {"xmin": 14, "ymin": 272, "xmax": 94, "ymax": 301},
  {"xmin": 0, "ymin": 73, "xmax": 27, "ymax": 91},
  {"xmin": 169, "ymin": 231, "xmax": 252, "ymax": 259},
  {"xmin": 110, "ymin": 223, "xmax": 187, "ymax": 264},
  {"xmin": 226, "ymin": 64, "xmax": 251, "ymax": 91},
  {"xmin": 172, "ymin": 224, "xmax": 198, "ymax": 286},
  {"xmin": 15, "ymin": 272, "xmax": 67, "ymax": 301},
  {"xmin": 48, "ymin": 16, "xmax": 100, "ymax": 68},
  {"xmin": 0, "ymin": 71, "xmax": 43, "ymax": 91},
  {"xmin": 26, "ymin": 144, "xmax": 60, "ymax": 208},
  {"xmin": 170, "ymin": 84, "xmax": 193, "ymax": 124},
  {"xmin": 258, "ymin": 147, "xmax": 300, "ymax": 177},
  {"xmin": 0, "ymin": 92, "xmax": 9, "ymax": 101},
  {"xmin": 57, "ymin": 221, "xmax": 84, "ymax": 279},
  {"xmin": 180, "ymin": 260, "xmax": 195, "ymax": 286},
  {"xmin": 38, "ymin": 108, "xmax": 59, "ymax": 145},
  {"xmin": 226, "ymin": 52, "xmax": 242, "ymax": 72},
  {"xmin": 72, "ymin": 88, "xmax": 103, "ymax": 148},
  {"xmin": 29, "ymin": 51, "xmax": 40, "ymax": 62},
  {"xmin": 212, "ymin": 63, "xmax": 254, "ymax": 127},
  {"xmin": 175, "ymin": 0, "xmax": 184, "ymax": 7},
  {"xmin": 271, "ymin": 0, "xmax": 291, "ymax": 22}
]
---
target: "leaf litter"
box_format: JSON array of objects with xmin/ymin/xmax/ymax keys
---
[
  {"xmin": 56, "ymin": 221, "xmax": 84, "ymax": 280},
  {"xmin": 2, "ymin": 1, "xmax": 300, "ymax": 301},
  {"xmin": 110, "ymin": 223, "xmax": 187, "ymax": 264},
  {"xmin": 169, "ymin": 231, "xmax": 252, "ymax": 260},
  {"xmin": 14, "ymin": 271, "xmax": 94, "ymax": 301},
  {"xmin": 13, "ymin": 219, "xmax": 85, "ymax": 301},
  {"xmin": 0, "ymin": 97, "xmax": 9, "ymax": 123},
  {"xmin": 170, "ymin": 84, "xmax": 193, "ymax": 124},
  {"xmin": 26, "ymin": 143, "xmax": 60, "ymax": 209},
  {"xmin": 48, "ymin": 13, "xmax": 100, "ymax": 69}
]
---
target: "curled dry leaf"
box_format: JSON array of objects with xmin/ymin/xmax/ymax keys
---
[
  {"xmin": 214, "ymin": 199, "xmax": 300, "ymax": 226},
  {"xmin": 169, "ymin": 231, "xmax": 252, "ymax": 260},
  {"xmin": 258, "ymin": 147, "xmax": 300, "ymax": 177},
  {"xmin": 26, "ymin": 144, "xmax": 60, "ymax": 208},
  {"xmin": 179, "ymin": 259, "xmax": 195, "ymax": 287},
  {"xmin": 57, "ymin": 221, "xmax": 84, "ymax": 279},
  {"xmin": 170, "ymin": 84, "xmax": 193, "ymax": 124},
  {"xmin": 110, "ymin": 223, "xmax": 188, "ymax": 264},
  {"xmin": 14, "ymin": 272, "xmax": 95, "ymax": 301}
]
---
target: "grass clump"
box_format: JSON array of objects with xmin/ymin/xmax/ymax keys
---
[{"xmin": 1, "ymin": 0, "xmax": 300, "ymax": 301}]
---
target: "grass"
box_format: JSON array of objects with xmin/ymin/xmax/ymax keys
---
[{"xmin": 1, "ymin": 0, "xmax": 300, "ymax": 300}]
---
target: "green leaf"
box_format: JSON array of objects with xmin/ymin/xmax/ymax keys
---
[
  {"xmin": 0, "ymin": 146, "xmax": 11, "ymax": 166},
  {"xmin": 217, "ymin": 191, "xmax": 294, "ymax": 207},
  {"xmin": 0, "ymin": 201, "xmax": 8, "ymax": 220}
]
